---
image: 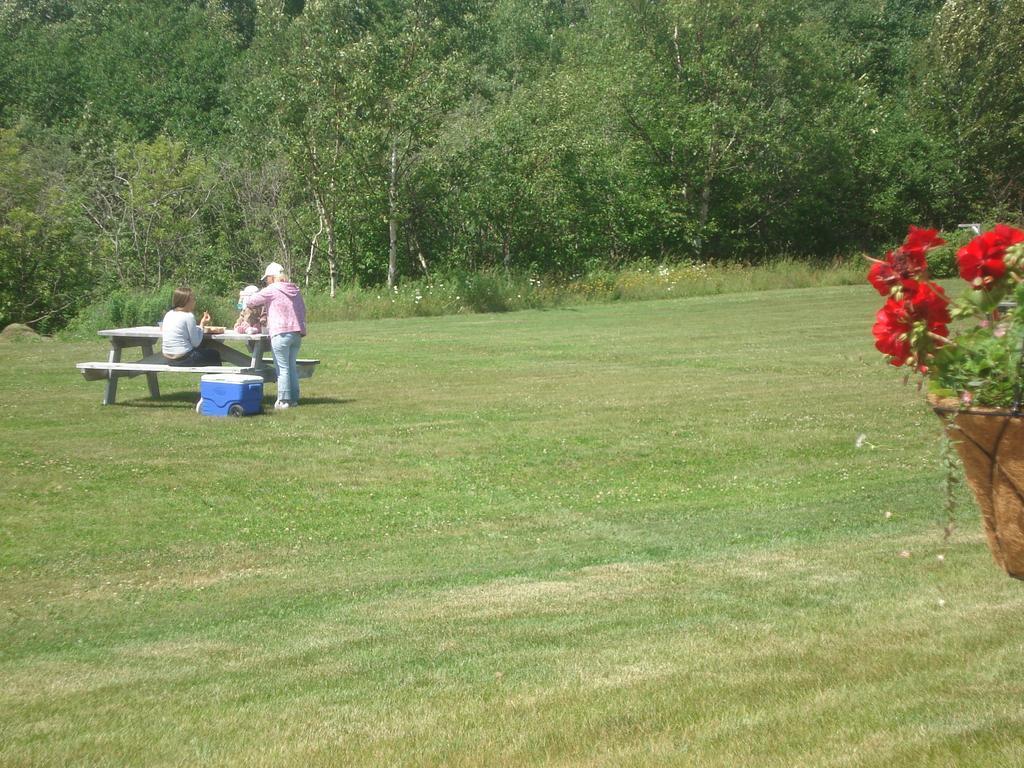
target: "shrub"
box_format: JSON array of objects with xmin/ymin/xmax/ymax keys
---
[
  {"xmin": 452, "ymin": 271, "xmax": 512, "ymax": 313},
  {"xmin": 61, "ymin": 286, "xmax": 237, "ymax": 339}
]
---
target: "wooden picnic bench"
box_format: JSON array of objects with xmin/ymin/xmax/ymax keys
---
[{"xmin": 76, "ymin": 326, "xmax": 318, "ymax": 405}]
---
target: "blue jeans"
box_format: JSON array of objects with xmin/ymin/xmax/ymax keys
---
[
  {"xmin": 167, "ymin": 345, "xmax": 221, "ymax": 366},
  {"xmin": 271, "ymin": 332, "xmax": 302, "ymax": 403}
]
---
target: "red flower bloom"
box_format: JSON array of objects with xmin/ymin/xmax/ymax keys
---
[
  {"xmin": 908, "ymin": 280, "xmax": 951, "ymax": 330},
  {"xmin": 873, "ymin": 301, "xmax": 912, "ymax": 364},
  {"xmin": 957, "ymin": 224, "xmax": 1024, "ymax": 289},
  {"xmin": 872, "ymin": 281, "xmax": 950, "ymax": 370},
  {"xmin": 868, "ymin": 261, "xmax": 917, "ymax": 297},
  {"xmin": 867, "ymin": 225, "xmax": 945, "ymax": 297},
  {"xmin": 901, "ymin": 226, "xmax": 945, "ymax": 259},
  {"xmin": 870, "ymin": 224, "xmax": 1024, "ymax": 396}
]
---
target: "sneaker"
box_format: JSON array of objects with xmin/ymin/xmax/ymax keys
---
[{"xmin": 274, "ymin": 400, "xmax": 290, "ymax": 410}]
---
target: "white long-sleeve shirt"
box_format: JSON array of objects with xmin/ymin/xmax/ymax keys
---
[{"xmin": 161, "ymin": 310, "xmax": 203, "ymax": 357}]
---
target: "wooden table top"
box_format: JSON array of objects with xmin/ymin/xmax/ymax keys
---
[{"xmin": 98, "ymin": 326, "xmax": 269, "ymax": 342}]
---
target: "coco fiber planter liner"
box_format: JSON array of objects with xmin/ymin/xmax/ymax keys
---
[{"xmin": 932, "ymin": 395, "xmax": 1024, "ymax": 579}]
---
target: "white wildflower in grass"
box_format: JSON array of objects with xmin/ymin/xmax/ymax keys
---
[{"xmin": 855, "ymin": 433, "xmax": 876, "ymax": 449}]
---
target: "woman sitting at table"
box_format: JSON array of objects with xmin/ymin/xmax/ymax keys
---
[{"xmin": 161, "ymin": 286, "xmax": 222, "ymax": 366}]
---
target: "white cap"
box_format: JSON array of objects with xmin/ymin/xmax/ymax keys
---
[
  {"xmin": 263, "ymin": 262, "xmax": 284, "ymax": 279},
  {"xmin": 241, "ymin": 284, "xmax": 259, "ymax": 296}
]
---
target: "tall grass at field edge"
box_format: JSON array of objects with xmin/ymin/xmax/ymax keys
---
[{"xmin": 58, "ymin": 257, "xmax": 866, "ymax": 339}]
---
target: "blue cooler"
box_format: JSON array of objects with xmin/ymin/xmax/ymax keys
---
[{"xmin": 199, "ymin": 373, "xmax": 264, "ymax": 417}]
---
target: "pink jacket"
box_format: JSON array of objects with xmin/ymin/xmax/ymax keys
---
[{"xmin": 246, "ymin": 281, "xmax": 307, "ymax": 337}]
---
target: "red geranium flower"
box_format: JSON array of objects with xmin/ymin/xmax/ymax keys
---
[
  {"xmin": 869, "ymin": 224, "xmax": 1024, "ymax": 401},
  {"xmin": 907, "ymin": 280, "xmax": 951, "ymax": 330},
  {"xmin": 901, "ymin": 226, "xmax": 945, "ymax": 259},
  {"xmin": 873, "ymin": 300, "xmax": 912, "ymax": 364},
  {"xmin": 872, "ymin": 281, "xmax": 950, "ymax": 370},
  {"xmin": 867, "ymin": 225, "xmax": 945, "ymax": 297},
  {"xmin": 957, "ymin": 224, "xmax": 1024, "ymax": 289},
  {"xmin": 867, "ymin": 261, "xmax": 914, "ymax": 296}
]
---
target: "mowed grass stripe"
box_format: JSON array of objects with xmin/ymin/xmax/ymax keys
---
[{"xmin": 2, "ymin": 285, "xmax": 1023, "ymax": 766}]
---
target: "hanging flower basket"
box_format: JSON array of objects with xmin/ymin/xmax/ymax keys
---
[
  {"xmin": 932, "ymin": 396, "xmax": 1024, "ymax": 579},
  {"xmin": 867, "ymin": 223, "xmax": 1024, "ymax": 579}
]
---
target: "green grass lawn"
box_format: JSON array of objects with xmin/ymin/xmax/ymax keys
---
[{"xmin": 3, "ymin": 285, "xmax": 1023, "ymax": 767}]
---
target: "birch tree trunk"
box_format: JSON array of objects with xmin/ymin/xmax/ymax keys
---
[
  {"xmin": 306, "ymin": 207, "xmax": 324, "ymax": 289},
  {"xmin": 322, "ymin": 198, "xmax": 338, "ymax": 299},
  {"xmin": 387, "ymin": 141, "xmax": 399, "ymax": 289},
  {"xmin": 305, "ymin": 136, "xmax": 337, "ymax": 297},
  {"xmin": 309, "ymin": 189, "xmax": 337, "ymax": 298},
  {"xmin": 696, "ymin": 183, "xmax": 711, "ymax": 257}
]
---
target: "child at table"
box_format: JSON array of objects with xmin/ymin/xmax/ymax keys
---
[
  {"xmin": 161, "ymin": 286, "xmax": 222, "ymax": 366},
  {"xmin": 234, "ymin": 285, "xmax": 267, "ymax": 334}
]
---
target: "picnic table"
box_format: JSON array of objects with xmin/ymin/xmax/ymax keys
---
[{"xmin": 76, "ymin": 326, "xmax": 318, "ymax": 405}]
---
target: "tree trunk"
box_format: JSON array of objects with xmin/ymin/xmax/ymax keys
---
[
  {"xmin": 387, "ymin": 142, "xmax": 399, "ymax": 289},
  {"xmin": 696, "ymin": 183, "xmax": 711, "ymax": 257},
  {"xmin": 304, "ymin": 135, "xmax": 337, "ymax": 296},
  {"xmin": 274, "ymin": 216, "xmax": 290, "ymax": 267},
  {"xmin": 306, "ymin": 205, "xmax": 325, "ymax": 288},
  {"xmin": 323, "ymin": 204, "xmax": 337, "ymax": 299},
  {"xmin": 311, "ymin": 188, "xmax": 337, "ymax": 298},
  {"xmin": 409, "ymin": 232, "xmax": 428, "ymax": 278}
]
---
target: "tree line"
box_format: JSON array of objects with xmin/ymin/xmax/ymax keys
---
[{"xmin": 1, "ymin": 0, "xmax": 1022, "ymax": 331}]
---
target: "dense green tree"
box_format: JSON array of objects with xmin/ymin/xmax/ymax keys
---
[
  {"xmin": 811, "ymin": 0, "xmax": 944, "ymax": 93},
  {"xmin": 0, "ymin": 128, "xmax": 95, "ymax": 332},
  {"xmin": 2, "ymin": 0, "xmax": 241, "ymax": 144},
  {"xmin": 922, "ymin": 0, "xmax": 1024, "ymax": 214},
  {"xmin": 82, "ymin": 136, "xmax": 218, "ymax": 290},
  {"xmin": 234, "ymin": 0, "xmax": 478, "ymax": 288},
  {"xmin": 572, "ymin": 0, "xmax": 862, "ymax": 258},
  {"xmin": 208, "ymin": 154, "xmax": 309, "ymax": 286}
]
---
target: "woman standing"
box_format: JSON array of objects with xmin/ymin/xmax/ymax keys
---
[
  {"xmin": 245, "ymin": 262, "xmax": 307, "ymax": 410},
  {"xmin": 161, "ymin": 286, "xmax": 222, "ymax": 366}
]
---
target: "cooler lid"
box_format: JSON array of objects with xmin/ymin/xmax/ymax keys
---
[{"xmin": 200, "ymin": 374, "xmax": 264, "ymax": 384}]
